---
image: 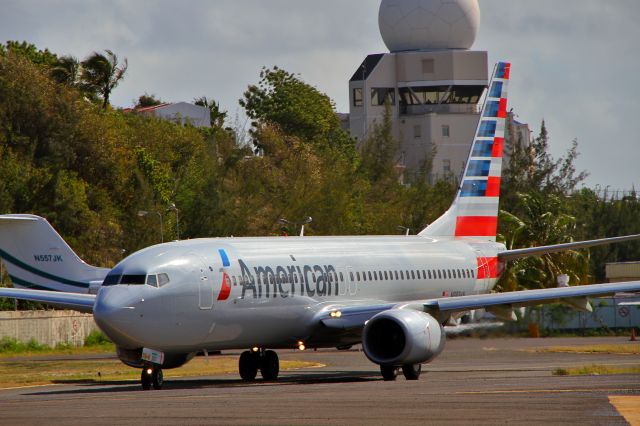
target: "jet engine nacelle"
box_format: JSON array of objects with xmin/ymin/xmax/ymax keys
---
[{"xmin": 362, "ymin": 309, "xmax": 445, "ymax": 366}]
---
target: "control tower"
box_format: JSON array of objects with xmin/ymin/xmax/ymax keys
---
[{"xmin": 349, "ymin": 0, "xmax": 488, "ymax": 183}]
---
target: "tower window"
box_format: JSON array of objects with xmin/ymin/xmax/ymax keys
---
[
  {"xmin": 442, "ymin": 125, "xmax": 450, "ymax": 137},
  {"xmin": 353, "ymin": 88, "xmax": 363, "ymax": 107},
  {"xmin": 371, "ymin": 88, "xmax": 395, "ymax": 106},
  {"xmin": 443, "ymin": 159, "xmax": 451, "ymax": 173},
  {"xmin": 414, "ymin": 124, "xmax": 422, "ymax": 139}
]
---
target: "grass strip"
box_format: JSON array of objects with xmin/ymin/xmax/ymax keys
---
[
  {"xmin": 537, "ymin": 344, "xmax": 640, "ymax": 355},
  {"xmin": 553, "ymin": 364, "xmax": 640, "ymax": 376}
]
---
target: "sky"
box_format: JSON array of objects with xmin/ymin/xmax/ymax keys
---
[{"xmin": 1, "ymin": 0, "xmax": 638, "ymax": 191}]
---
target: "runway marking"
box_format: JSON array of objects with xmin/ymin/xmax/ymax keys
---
[
  {"xmin": 609, "ymin": 396, "xmax": 640, "ymax": 426},
  {"xmin": 456, "ymin": 388, "xmax": 639, "ymax": 395}
]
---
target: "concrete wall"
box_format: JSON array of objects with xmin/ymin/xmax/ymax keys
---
[{"xmin": 0, "ymin": 310, "xmax": 98, "ymax": 347}]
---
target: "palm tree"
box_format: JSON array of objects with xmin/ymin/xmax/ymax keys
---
[
  {"xmin": 80, "ymin": 50, "xmax": 128, "ymax": 109},
  {"xmin": 194, "ymin": 96, "xmax": 228, "ymax": 128},
  {"xmin": 497, "ymin": 192, "xmax": 590, "ymax": 291},
  {"xmin": 50, "ymin": 55, "xmax": 80, "ymax": 86}
]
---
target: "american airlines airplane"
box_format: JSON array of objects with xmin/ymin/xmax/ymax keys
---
[{"xmin": 1, "ymin": 62, "xmax": 640, "ymax": 390}]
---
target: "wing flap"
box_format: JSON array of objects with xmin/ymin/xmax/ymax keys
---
[{"xmin": 0, "ymin": 288, "xmax": 95, "ymax": 313}]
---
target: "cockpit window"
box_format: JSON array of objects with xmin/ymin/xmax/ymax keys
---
[
  {"xmin": 102, "ymin": 274, "xmax": 121, "ymax": 286},
  {"xmin": 120, "ymin": 274, "xmax": 147, "ymax": 285},
  {"xmin": 146, "ymin": 274, "xmax": 158, "ymax": 287},
  {"xmin": 158, "ymin": 273, "xmax": 170, "ymax": 287}
]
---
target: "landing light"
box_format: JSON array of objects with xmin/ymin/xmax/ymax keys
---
[
  {"xmin": 297, "ymin": 341, "xmax": 306, "ymax": 351},
  {"xmin": 146, "ymin": 368, "xmax": 153, "ymax": 375},
  {"xmin": 251, "ymin": 346, "xmax": 260, "ymax": 353},
  {"xmin": 330, "ymin": 311, "xmax": 342, "ymax": 318}
]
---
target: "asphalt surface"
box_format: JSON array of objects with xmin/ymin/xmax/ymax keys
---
[{"xmin": 0, "ymin": 336, "xmax": 639, "ymax": 425}]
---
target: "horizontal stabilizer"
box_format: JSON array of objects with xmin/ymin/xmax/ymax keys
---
[
  {"xmin": 0, "ymin": 288, "xmax": 95, "ymax": 313},
  {"xmin": 498, "ymin": 234, "xmax": 640, "ymax": 262}
]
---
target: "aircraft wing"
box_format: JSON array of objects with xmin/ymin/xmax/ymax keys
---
[
  {"xmin": 0, "ymin": 288, "xmax": 96, "ymax": 313},
  {"xmin": 320, "ymin": 281, "xmax": 640, "ymax": 329},
  {"xmin": 498, "ymin": 234, "xmax": 640, "ymax": 262}
]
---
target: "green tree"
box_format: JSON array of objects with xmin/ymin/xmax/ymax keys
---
[
  {"xmin": 240, "ymin": 67, "xmax": 355, "ymax": 158},
  {"xmin": 135, "ymin": 92, "xmax": 162, "ymax": 108},
  {"xmin": 359, "ymin": 102, "xmax": 398, "ymax": 184},
  {"xmin": 0, "ymin": 41, "xmax": 58, "ymax": 67},
  {"xmin": 502, "ymin": 120, "xmax": 588, "ymax": 207},
  {"xmin": 80, "ymin": 50, "xmax": 128, "ymax": 109}
]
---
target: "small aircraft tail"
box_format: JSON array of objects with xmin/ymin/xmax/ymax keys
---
[
  {"xmin": 0, "ymin": 215, "xmax": 109, "ymax": 293},
  {"xmin": 419, "ymin": 62, "xmax": 510, "ymax": 241}
]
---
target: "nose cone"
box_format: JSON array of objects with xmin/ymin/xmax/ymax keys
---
[{"xmin": 94, "ymin": 287, "xmax": 141, "ymax": 348}]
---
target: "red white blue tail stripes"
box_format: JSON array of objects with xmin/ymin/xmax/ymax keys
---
[{"xmin": 420, "ymin": 62, "xmax": 510, "ymax": 241}]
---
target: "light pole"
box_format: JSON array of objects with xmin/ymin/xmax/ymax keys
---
[
  {"xmin": 138, "ymin": 210, "xmax": 164, "ymax": 243},
  {"xmin": 397, "ymin": 226, "xmax": 411, "ymax": 236},
  {"xmin": 169, "ymin": 203, "xmax": 180, "ymax": 240},
  {"xmin": 277, "ymin": 217, "xmax": 312, "ymax": 237}
]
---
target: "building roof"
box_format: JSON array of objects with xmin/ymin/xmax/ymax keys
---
[{"xmin": 350, "ymin": 54, "xmax": 384, "ymax": 82}]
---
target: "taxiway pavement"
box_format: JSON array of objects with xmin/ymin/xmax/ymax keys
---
[{"xmin": 0, "ymin": 336, "xmax": 638, "ymax": 425}]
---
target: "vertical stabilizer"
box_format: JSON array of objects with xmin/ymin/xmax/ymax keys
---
[
  {"xmin": 0, "ymin": 215, "xmax": 109, "ymax": 293},
  {"xmin": 419, "ymin": 62, "xmax": 511, "ymax": 241}
]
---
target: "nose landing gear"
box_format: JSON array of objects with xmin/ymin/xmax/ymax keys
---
[
  {"xmin": 141, "ymin": 366, "xmax": 163, "ymax": 390},
  {"xmin": 239, "ymin": 349, "xmax": 280, "ymax": 381}
]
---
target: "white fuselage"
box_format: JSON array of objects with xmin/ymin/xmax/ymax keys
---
[{"xmin": 94, "ymin": 236, "xmax": 505, "ymax": 355}]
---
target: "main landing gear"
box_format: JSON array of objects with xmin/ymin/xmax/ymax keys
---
[
  {"xmin": 141, "ymin": 366, "xmax": 163, "ymax": 390},
  {"xmin": 239, "ymin": 349, "xmax": 280, "ymax": 381},
  {"xmin": 380, "ymin": 363, "xmax": 422, "ymax": 381}
]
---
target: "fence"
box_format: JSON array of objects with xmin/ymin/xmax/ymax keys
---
[
  {"xmin": 0, "ymin": 310, "xmax": 99, "ymax": 347},
  {"xmin": 530, "ymin": 297, "xmax": 640, "ymax": 331}
]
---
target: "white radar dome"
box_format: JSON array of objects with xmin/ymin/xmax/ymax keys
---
[{"xmin": 379, "ymin": 0, "xmax": 480, "ymax": 52}]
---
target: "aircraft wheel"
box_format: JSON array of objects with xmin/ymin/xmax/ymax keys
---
[
  {"xmin": 141, "ymin": 368, "xmax": 152, "ymax": 390},
  {"xmin": 152, "ymin": 368, "xmax": 164, "ymax": 389},
  {"xmin": 239, "ymin": 351, "xmax": 258, "ymax": 381},
  {"xmin": 260, "ymin": 350, "xmax": 279, "ymax": 381},
  {"xmin": 402, "ymin": 363, "xmax": 422, "ymax": 380},
  {"xmin": 380, "ymin": 365, "xmax": 398, "ymax": 381}
]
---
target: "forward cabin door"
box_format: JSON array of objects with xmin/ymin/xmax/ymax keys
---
[{"xmin": 188, "ymin": 253, "xmax": 213, "ymax": 310}]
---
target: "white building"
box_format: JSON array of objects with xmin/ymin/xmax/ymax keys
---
[
  {"xmin": 134, "ymin": 102, "xmax": 211, "ymax": 128},
  {"xmin": 349, "ymin": 0, "xmax": 529, "ymax": 183}
]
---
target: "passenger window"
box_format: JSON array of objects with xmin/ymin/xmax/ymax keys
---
[
  {"xmin": 437, "ymin": 270, "xmax": 442, "ymax": 279},
  {"xmin": 411, "ymin": 271, "xmax": 415, "ymax": 280},
  {"xmin": 447, "ymin": 270, "xmax": 452, "ymax": 279},
  {"xmin": 368, "ymin": 271, "xmax": 372, "ymax": 281},
  {"xmin": 400, "ymin": 271, "xmax": 405, "ymax": 280},
  {"xmin": 146, "ymin": 274, "xmax": 158, "ymax": 287},
  {"xmin": 374, "ymin": 271, "xmax": 378, "ymax": 281},
  {"xmin": 394, "ymin": 271, "xmax": 398, "ymax": 280},
  {"xmin": 384, "ymin": 271, "xmax": 388, "ymax": 280}
]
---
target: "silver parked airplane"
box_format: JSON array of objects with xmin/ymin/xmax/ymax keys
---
[{"xmin": 1, "ymin": 62, "xmax": 640, "ymax": 390}]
